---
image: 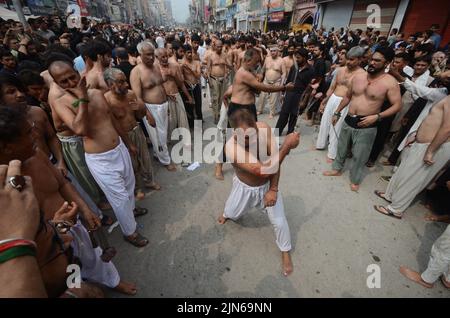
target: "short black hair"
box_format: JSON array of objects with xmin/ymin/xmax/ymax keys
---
[
  {"xmin": 415, "ymin": 54, "xmax": 432, "ymax": 65},
  {"xmin": 85, "ymin": 40, "xmax": 111, "ymax": 62},
  {"xmin": 191, "ymin": 34, "xmax": 201, "ymax": 43},
  {"xmin": 115, "ymin": 47, "xmax": 129, "ymax": 60},
  {"xmin": 416, "ymin": 43, "xmax": 434, "ymax": 54},
  {"xmin": 0, "ymin": 105, "xmax": 27, "ymax": 147},
  {"xmin": 374, "ymin": 46, "xmax": 395, "ymax": 62},
  {"xmin": 0, "ymin": 74, "xmax": 25, "ymax": 100},
  {"xmin": 17, "ymin": 70, "xmax": 45, "ymax": 87},
  {"xmin": 0, "ymin": 49, "xmax": 14, "ymax": 60},
  {"xmin": 171, "ymin": 40, "xmax": 182, "ymax": 51},
  {"xmin": 394, "ymin": 52, "xmax": 410, "ymax": 62},
  {"xmin": 183, "ymin": 44, "xmax": 192, "ymax": 52},
  {"xmin": 295, "ymin": 47, "xmax": 309, "ymax": 58}
]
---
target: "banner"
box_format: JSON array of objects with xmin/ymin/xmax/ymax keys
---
[
  {"xmin": 269, "ymin": 11, "xmax": 284, "ymax": 22},
  {"xmin": 27, "ymin": 0, "xmax": 56, "ymax": 15},
  {"xmin": 264, "ymin": 0, "xmax": 284, "ymax": 13}
]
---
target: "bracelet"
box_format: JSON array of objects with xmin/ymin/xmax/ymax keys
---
[
  {"xmin": 0, "ymin": 244, "xmax": 36, "ymax": 264},
  {"xmin": 0, "ymin": 238, "xmax": 37, "ymax": 251},
  {"xmin": 71, "ymin": 98, "xmax": 89, "ymax": 108}
]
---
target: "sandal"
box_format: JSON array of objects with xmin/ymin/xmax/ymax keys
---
[
  {"xmin": 374, "ymin": 205, "xmax": 402, "ymax": 219},
  {"xmin": 133, "ymin": 207, "xmax": 148, "ymax": 217},
  {"xmin": 374, "ymin": 190, "xmax": 392, "ymax": 203},
  {"xmin": 124, "ymin": 233, "xmax": 149, "ymax": 247}
]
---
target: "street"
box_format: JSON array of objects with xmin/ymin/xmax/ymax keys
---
[{"xmin": 106, "ymin": 95, "xmax": 449, "ymax": 298}]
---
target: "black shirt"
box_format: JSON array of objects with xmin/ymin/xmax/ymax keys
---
[
  {"xmin": 282, "ymin": 64, "xmax": 315, "ymax": 114},
  {"xmin": 117, "ymin": 61, "xmax": 134, "ymax": 85}
]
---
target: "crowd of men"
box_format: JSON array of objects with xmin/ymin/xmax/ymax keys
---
[{"xmin": 0, "ymin": 14, "xmax": 449, "ymax": 297}]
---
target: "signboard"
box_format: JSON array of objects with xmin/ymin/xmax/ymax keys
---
[
  {"xmin": 269, "ymin": 11, "xmax": 284, "ymax": 22},
  {"xmin": 264, "ymin": 0, "xmax": 284, "ymax": 13},
  {"xmin": 27, "ymin": 0, "xmax": 57, "ymax": 15}
]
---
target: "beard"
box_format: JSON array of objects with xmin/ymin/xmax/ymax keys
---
[{"xmin": 367, "ymin": 65, "xmax": 383, "ymax": 74}]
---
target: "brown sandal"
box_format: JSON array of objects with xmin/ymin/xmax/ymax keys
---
[{"xmin": 124, "ymin": 233, "xmax": 149, "ymax": 247}]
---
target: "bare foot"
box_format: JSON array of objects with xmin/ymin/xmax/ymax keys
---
[
  {"xmin": 282, "ymin": 252, "xmax": 293, "ymax": 277},
  {"xmin": 323, "ymin": 170, "xmax": 342, "ymax": 177},
  {"xmin": 350, "ymin": 184, "xmax": 359, "ymax": 192},
  {"xmin": 165, "ymin": 163, "xmax": 177, "ymax": 171},
  {"xmin": 218, "ymin": 214, "xmax": 228, "ymax": 225},
  {"xmin": 326, "ymin": 157, "xmax": 334, "ymax": 164},
  {"xmin": 424, "ymin": 213, "xmax": 450, "ymax": 223},
  {"xmin": 399, "ymin": 266, "xmax": 433, "ymax": 288},
  {"xmin": 145, "ymin": 182, "xmax": 161, "ymax": 190},
  {"xmin": 114, "ymin": 280, "xmax": 137, "ymax": 295},
  {"xmin": 135, "ymin": 190, "xmax": 146, "ymax": 201},
  {"xmin": 215, "ymin": 164, "xmax": 224, "ymax": 181}
]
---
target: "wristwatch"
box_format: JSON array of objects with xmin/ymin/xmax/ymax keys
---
[{"xmin": 377, "ymin": 113, "xmax": 382, "ymax": 122}]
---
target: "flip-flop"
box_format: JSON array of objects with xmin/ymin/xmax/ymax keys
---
[
  {"xmin": 124, "ymin": 233, "xmax": 149, "ymax": 247},
  {"xmin": 374, "ymin": 205, "xmax": 402, "ymax": 219},
  {"xmin": 133, "ymin": 207, "xmax": 148, "ymax": 217},
  {"xmin": 374, "ymin": 190, "xmax": 392, "ymax": 203}
]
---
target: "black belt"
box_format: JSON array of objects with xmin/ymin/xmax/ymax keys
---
[{"xmin": 344, "ymin": 114, "xmax": 378, "ymax": 129}]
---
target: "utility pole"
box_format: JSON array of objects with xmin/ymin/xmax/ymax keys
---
[
  {"xmin": 11, "ymin": 0, "xmax": 28, "ymax": 27},
  {"xmin": 264, "ymin": 0, "xmax": 271, "ymax": 33}
]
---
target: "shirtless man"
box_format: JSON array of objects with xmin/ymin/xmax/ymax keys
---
[
  {"xmin": 48, "ymin": 56, "xmax": 149, "ymax": 248},
  {"xmin": 224, "ymin": 39, "xmax": 236, "ymax": 85},
  {"xmin": 374, "ymin": 95, "xmax": 450, "ymax": 219},
  {"xmin": 282, "ymin": 43, "xmax": 296, "ymax": 74},
  {"xmin": 104, "ymin": 68, "xmax": 160, "ymax": 201},
  {"xmin": 182, "ymin": 44, "xmax": 203, "ymax": 123},
  {"xmin": 233, "ymin": 37, "xmax": 246, "ymax": 72},
  {"xmin": 218, "ymin": 109, "xmax": 300, "ymax": 276},
  {"xmin": 0, "ymin": 107, "xmax": 137, "ymax": 296},
  {"xmin": 84, "ymin": 41, "xmax": 111, "ymax": 92},
  {"xmin": 213, "ymin": 49, "xmax": 293, "ymax": 180},
  {"xmin": 316, "ymin": 47, "xmax": 366, "ymax": 162},
  {"xmin": 155, "ymin": 48, "xmax": 193, "ymax": 141},
  {"xmin": 256, "ymin": 46, "xmax": 287, "ymax": 118},
  {"xmin": 207, "ymin": 40, "xmax": 232, "ymax": 124},
  {"xmin": 323, "ymin": 47, "xmax": 401, "ymax": 192},
  {"xmin": 130, "ymin": 41, "xmax": 176, "ymax": 171}
]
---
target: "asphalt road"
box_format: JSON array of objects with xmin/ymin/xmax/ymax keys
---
[{"xmin": 105, "ymin": 92, "xmax": 449, "ymax": 298}]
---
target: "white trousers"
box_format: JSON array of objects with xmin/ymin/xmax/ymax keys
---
[
  {"xmin": 316, "ymin": 94, "xmax": 342, "ymax": 149},
  {"xmin": 385, "ymin": 142, "xmax": 450, "ymax": 214},
  {"xmin": 85, "ymin": 139, "xmax": 137, "ymax": 236},
  {"xmin": 143, "ymin": 102, "xmax": 171, "ymax": 166},
  {"xmin": 70, "ymin": 221, "xmax": 120, "ymax": 288},
  {"xmin": 168, "ymin": 93, "xmax": 190, "ymax": 147},
  {"xmin": 223, "ymin": 175, "xmax": 292, "ymax": 252},
  {"xmin": 421, "ymin": 225, "xmax": 450, "ymax": 284}
]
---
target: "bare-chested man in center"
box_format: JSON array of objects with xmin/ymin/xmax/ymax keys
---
[
  {"xmin": 218, "ymin": 109, "xmax": 300, "ymax": 276},
  {"xmin": 214, "ymin": 48, "xmax": 293, "ymax": 180},
  {"xmin": 130, "ymin": 41, "xmax": 176, "ymax": 171},
  {"xmin": 316, "ymin": 46, "xmax": 366, "ymax": 162},
  {"xmin": 257, "ymin": 46, "xmax": 287, "ymax": 118},
  {"xmin": 324, "ymin": 47, "xmax": 401, "ymax": 192}
]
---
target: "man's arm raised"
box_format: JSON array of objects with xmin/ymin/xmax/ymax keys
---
[
  {"xmin": 243, "ymin": 71, "xmax": 294, "ymax": 93},
  {"xmin": 226, "ymin": 132, "xmax": 300, "ymax": 179}
]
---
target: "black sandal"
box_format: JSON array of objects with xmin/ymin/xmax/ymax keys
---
[
  {"xmin": 374, "ymin": 190, "xmax": 392, "ymax": 203},
  {"xmin": 124, "ymin": 233, "xmax": 149, "ymax": 247},
  {"xmin": 133, "ymin": 207, "xmax": 148, "ymax": 217},
  {"xmin": 374, "ymin": 205, "xmax": 402, "ymax": 219}
]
